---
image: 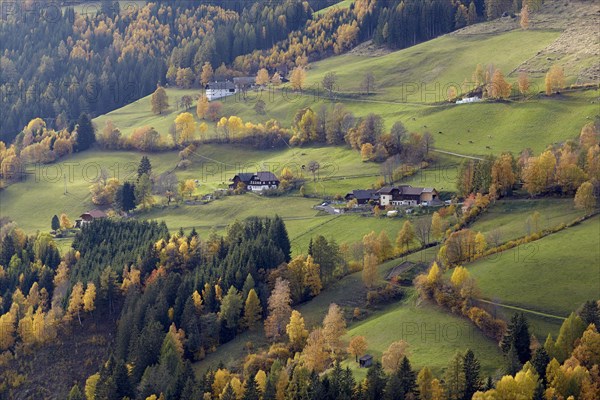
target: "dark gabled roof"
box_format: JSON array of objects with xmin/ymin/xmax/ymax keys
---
[
  {"xmin": 232, "ymin": 172, "xmax": 255, "ymax": 182},
  {"xmin": 351, "ymin": 189, "xmax": 379, "ymax": 200},
  {"xmin": 207, "ymin": 81, "xmax": 235, "ymax": 90},
  {"xmin": 377, "ymin": 186, "xmax": 398, "ymax": 195},
  {"xmin": 233, "ymin": 77, "xmax": 256, "ymax": 86},
  {"xmin": 254, "ymin": 171, "xmax": 279, "ymax": 182},
  {"xmin": 400, "ymin": 186, "xmax": 426, "ymax": 196},
  {"xmin": 359, "ymin": 354, "xmax": 373, "ymax": 361},
  {"xmin": 81, "ymin": 209, "xmax": 107, "ymax": 218}
]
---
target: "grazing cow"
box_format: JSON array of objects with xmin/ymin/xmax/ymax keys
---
[
  {"xmin": 486, "ymin": 146, "xmax": 491, "ymax": 149},
  {"xmin": 438, "ymin": 131, "xmax": 443, "ymax": 134},
  {"xmin": 469, "ymin": 140, "xmax": 474, "ymax": 144},
  {"xmin": 457, "ymin": 142, "xmax": 461, "ymax": 145}
]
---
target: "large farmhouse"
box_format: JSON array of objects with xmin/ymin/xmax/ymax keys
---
[
  {"xmin": 205, "ymin": 77, "xmax": 257, "ymax": 101},
  {"xmin": 230, "ymin": 171, "xmax": 280, "ymax": 192},
  {"xmin": 205, "ymin": 81, "xmax": 237, "ymax": 101},
  {"xmin": 377, "ymin": 185, "xmax": 439, "ymax": 206}
]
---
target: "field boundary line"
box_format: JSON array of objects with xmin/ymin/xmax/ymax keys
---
[{"xmin": 475, "ymin": 298, "xmax": 566, "ymax": 321}]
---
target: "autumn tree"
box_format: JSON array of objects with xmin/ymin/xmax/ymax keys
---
[
  {"xmin": 271, "ymin": 72, "xmax": 282, "ymax": 85},
  {"xmin": 65, "ymin": 281, "xmax": 84, "ymax": 326},
  {"xmin": 520, "ymin": 5, "xmax": 530, "ymax": 29},
  {"xmin": 264, "ymin": 278, "xmax": 292, "ymax": 341},
  {"xmin": 151, "ymin": 86, "xmax": 169, "ymax": 115},
  {"xmin": 417, "ymin": 367, "xmax": 434, "ymax": 400},
  {"xmin": 83, "ymin": 282, "xmax": 96, "ymax": 314},
  {"xmin": 60, "ymin": 213, "xmax": 73, "ymax": 230},
  {"xmin": 362, "ymin": 252, "xmax": 377, "ymax": 288},
  {"xmin": 574, "ymin": 181, "xmax": 597, "ymax": 213},
  {"xmin": 348, "ymin": 335, "xmax": 368, "ymax": 362},
  {"xmin": 322, "ymin": 303, "xmax": 346, "ymax": 357},
  {"xmin": 256, "ymin": 68, "xmax": 270, "ymax": 86},
  {"xmin": 490, "ymin": 69, "xmax": 512, "ymax": 99},
  {"xmin": 0, "ymin": 303, "xmax": 18, "ymax": 350},
  {"xmin": 196, "ymin": 95, "xmax": 209, "ymax": 119},
  {"xmin": 545, "ymin": 65, "xmax": 565, "ymax": 95},
  {"xmin": 382, "ymin": 340, "xmax": 410, "ymax": 373},
  {"xmin": 302, "ymin": 328, "xmax": 329, "ymax": 373},
  {"xmin": 174, "ymin": 112, "xmax": 197, "ymax": 145},
  {"xmin": 243, "ymin": 289, "xmax": 262, "ymax": 330},
  {"xmin": 286, "ymin": 310, "xmax": 309, "ymax": 351},
  {"xmin": 200, "ymin": 62, "xmax": 214, "ymax": 86},
  {"xmin": 396, "ymin": 220, "xmax": 416, "ymax": 254},
  {"xmin": 431, "ymin": 212, "xmax": 446, "ymax": 240},
  {"xmin": 290, "ymin": 67, "xmax": 306, "ymax": 91}
]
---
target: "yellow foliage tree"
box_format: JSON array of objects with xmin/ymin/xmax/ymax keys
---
[
  {"xmin": 574, "ymin": 181, "xmax": 597, "ymax": 213},
  {"xmin": 303, "ymin": 255, "xmax": 322, "ymax": 297},
  {"xmin": 360, "ymin": 143, "xmax": 374, "ymax": 161},
  {"xmin": 196, "ymin": 95, "xmax": 209, "ymax": 119},
  {"xmin": 302, "ymin": 328, "xmax": 329, "ymax": 373},
  {"xmin": 545, "ymin": 65, "xmax": 565, "ymax": 95},
  {"xmin": 396, "ymin": 220, "xmax": 415, "ymax": 254},
  {"xmin": 255, "ymin": 370, "xmax": 267, "ymax": 393},
  {"xmin": 0, "ymin": 303, "xmax": 18, "ymax": 350},
  {"xmin": 200, "ymin": 62, "xmax": 214, "ymax": 86},
  {"xmin": 83, "ymin": 282, "xmax": 96, "ymax": 313},
  {"xmin": 490, "ymin": 69, "xmax": 512, "ymax": 99},
  {"xmin": 290, "ymin": 67, "xmax": 306, "ymax": 91},
  {"xmin": 348, "ymin": 335, "xmax": 368, "ymax": 362},
  {"xmin": 362, "ymin": 252, "xmax": 377, "ymax": 288},
  {"xmin": 450, "ymin": 266, "xmax": 470, "ymax": 288},
  {"xmin": 60, "ymin": 213, "xmax": 73, "ymax": 230},
  {"xmin": 256, "ymin": 68, "xmax": 270, "ymax": 86},
  {"xmin": 174, "ymin": 112, "xmax": 196, "ymax": 145},
  {"xmin": 65, "ymin": 281, "xmax": 84, "ymax": 326},
  {"xmin": 243, "ymin": 289, "xmax": 262, "ymax": 331},
  {"xmin": 286, "ymin": 310, "xmax": 309, "ymax": 350},
  {"xmin": 322, "ymin": 303, "xmax": 346, "ymax": 356}
]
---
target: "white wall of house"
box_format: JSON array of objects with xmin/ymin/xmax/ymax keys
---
[
  {"xmin": 380, "ymin": 194, "xmax": 392, "ymax": 206},
  {"xmin": 206, "ymin": 88, "xmax": 236, "ymax": 101},
  {"xmin": 248, "ymin": 184, "xmax": 277, "ymax": 191}
]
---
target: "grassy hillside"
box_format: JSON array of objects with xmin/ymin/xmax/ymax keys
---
[
  {"xmin": 305, "ymin": 30, "xmax": 561, "ymax": 101},
  {"xmin": 340, "ymin": 299, "xmax": 504, "ymax": 379},
  {"xmin": 467, "ymin": 215, "xmax": 600, "ymax": 317},
  {"xmin": 469, "ymin": 198, "xmax": 587, "ymax": 243}
]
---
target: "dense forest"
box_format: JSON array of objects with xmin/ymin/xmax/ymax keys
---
[{"xmin": 0, "ymin": 0, "xmax": 506, "ymax": 144}]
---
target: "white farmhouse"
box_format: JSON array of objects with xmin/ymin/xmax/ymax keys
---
[{"xmin": 206, "ymin": 81, "xmax": 236, "ymax": 101}]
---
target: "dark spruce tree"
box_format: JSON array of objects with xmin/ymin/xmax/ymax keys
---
[
  {"xmin": 51, "ymin": 214, "xmax": 60, "ymax": 231},
  {"xmin": 242, "ymin": 374, "xmax": 260, "ymax": 400},
  {"xmin": 501, "ymin": 312, "xmax": 531, "ymax": 365},
  {"xmin": 365, "ymin": 361, "xmax": 387, "ymax": 400},
  {"xmin": 579, "ymin": 300, "xmax": 600, "ymax": 327},
  {"xmin": 117, "ymin": 181, "xmax": 136, "ymax": 212},
  {"xmin": 531, "ymin": 347, "xmax": 550, "ymax": 384},
  {"xmin": 74, "ymin": 113, "xmax": 96, "ymax": 151},
  {"xmin": 138, "ymin": 155, "xmax": 152, "ymax": 179},
  {"xmin": 463, "ymin": 349, "xmax": 481, "ymax": 400}
]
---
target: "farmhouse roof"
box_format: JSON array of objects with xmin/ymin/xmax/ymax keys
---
[
  {"xmin": 350, "ymin": 189, "xmax": 379, "ymax": 200},
  {"xmin": 255, "ymin": 171, "xmax": 279, "ymax": 182},
  {"xmin": 207, "ymin": 81, "xmax": 235, "ymax": 90},
  {"xmin": 233, "ymin": 77, "xmax": 256, "ymax": 86},
  {"xmin": 377, "ymin": 187, "xmax": 398, "ymax": 195},
  {"xmin": 232, "ymin": 172, "xmax": 255, "ymax": 182},
  {"xmin": 81, "ymin": 209, "xmax": 107, "ymax": 218}
]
